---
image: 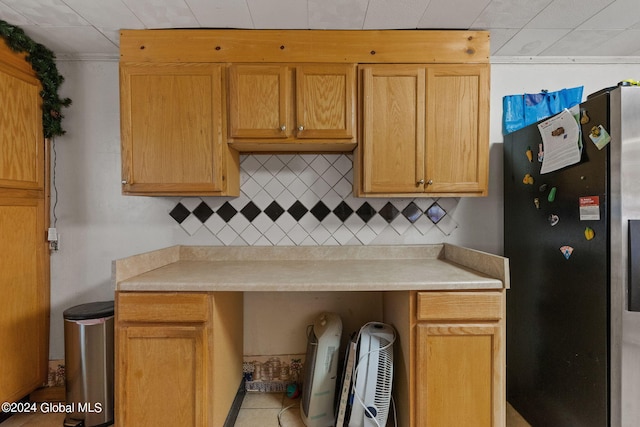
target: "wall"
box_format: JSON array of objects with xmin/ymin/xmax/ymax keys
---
[{"xmin": 49, "ymin": 58, "xmax": 640, "ymax": 360}]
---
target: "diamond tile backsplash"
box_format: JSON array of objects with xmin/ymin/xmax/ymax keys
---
[{"xmin": 170, "ymin": 154, "xmax": 459, "ymax": 245}]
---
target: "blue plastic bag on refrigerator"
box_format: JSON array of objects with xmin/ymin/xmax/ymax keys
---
[{"xmin": 503, "ymin": 86, "xmax": 583, "ymax": 134}]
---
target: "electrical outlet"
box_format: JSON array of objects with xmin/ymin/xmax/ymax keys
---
[{"xmin": 48, "ymin": 228, "xmax": 59, "ymax": 251}]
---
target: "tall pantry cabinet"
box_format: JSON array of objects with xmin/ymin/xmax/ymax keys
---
[{"xmin": 0, "ymin": 39, "xmax": 50, "ymax": 405}]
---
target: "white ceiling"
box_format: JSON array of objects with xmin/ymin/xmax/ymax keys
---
[{"xmin": 1, "ymin": 0, "xmax": 640, "ymax": 59}]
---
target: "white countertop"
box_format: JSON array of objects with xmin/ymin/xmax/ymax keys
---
[{"xmin": 113, "ymin": 244, "xmax": 509, "ymax": 292}]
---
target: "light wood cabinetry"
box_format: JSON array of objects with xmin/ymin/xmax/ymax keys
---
[
  {"xmin": 0, "ymin": 44, "xmax": 44, "ymax": 191},
  {"xmin": 0, "ymin": 39, "xmax": 49, "ymax": 406},
  {"xmin": 120, "ymin": 30, "xmax": 490, "ymax": 197},
  {"xmin": 356, "ymin": 63, "xmax": 490, "ymax": 197},
  {"xmin": 228, "ymin": 63, "xmax": 356, "ymax": 151},
  {"xmin": 384, "ymin": 290, "xmax": 505, "ymax": 427},
  {"xmin": 415, "ymin": 291, "xmax": 505, "ymax": 427},
  {"xmin": 120, "ymin": 62, "xmax": 239, "ymax": 196},
  {"xmin": 116, "ymin": 292, "xmax": 243, "ymax": 427}
]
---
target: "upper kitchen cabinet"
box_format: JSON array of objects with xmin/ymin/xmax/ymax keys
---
[
  {"xmin": 355, "ymin": 63, "xmax": 489, "ymax": 197},
  {"xmin": 227, "ymin": 63, "xmax": 356, "ymax": 152},
  {"xmin": 120, "ymin": 62, "xmax": 239, "ymax": 196},
  {"xmin": 0, "ymin": 42, "xmax": 44, "ymax": 191},
  {"xmin": 119, "ymin": 29, "xmax": 489, "ymax": 196}
]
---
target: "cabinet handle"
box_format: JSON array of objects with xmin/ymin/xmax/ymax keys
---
[
  {"xmin": 427, "ymin": 179, "xmax": 433, "ymax": 185},
  {"xmin": 298, "ymin": 125, "xmax": 304, "ymax": 131},
  {"xmin": 121, "ymin": 180, "xmax": 128, "ymax": 185},
  {"xmin": 280, "ymin": 125, "xmax": 286, "ymax": 131},
  {"xmin": 417, "ymin": 179, "xmax": 425, "ymax": 185}
]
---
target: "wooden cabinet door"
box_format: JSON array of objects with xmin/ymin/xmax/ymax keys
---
[
  {"xmin": 116, "ymin": 293, "xmax": 210, "ymax": 427},
  {"xmin": 360, "ymin": 65, "xmax": 425, "ymax": 194},
  {"xmin": 116, "ymin": 292, "xmax": 243, "ymax": 427},
  {"xmin": 414, "ymin": 291, "xmax": 505, "ymax": 427},
  {"xmin": 416, "ymin": 323, "xmax": 502, "ymax": 427},
  {"xmin": 118, "ymin": 324, "xmax": 207, "ymax": 427},
  {"xmin": 295, "ymin": 64, "xmax": 355, "ymax": 140},
  {"xmin": 0, "ymin": 198, "xmax": 48, "ymax": 404},
  {"xmin": 120, "ymin": 63, "xmax": 227, "ymax": 194},
  {"xmin": 0, "ymin": 53, "xmax": 43, "ymax": 191},
  {"xmin": 228, "ymin": 64, "xmax": 290, "ymax": 139},
  {"xmin": 425, "ymin": 64, "xmax": 489, "ymax": 195}
]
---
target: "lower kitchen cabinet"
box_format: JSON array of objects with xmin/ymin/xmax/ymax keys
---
[
  {"xmin": 414, "ymin": 291, "xmax": 505, "ymax": 427},
  {"xmin": 115, "ymin": 292, "xmax": 243, "ymax": 427},
  {"xmin": 383, "ymin": 290, "xmax": 505, "ymax": 427}
]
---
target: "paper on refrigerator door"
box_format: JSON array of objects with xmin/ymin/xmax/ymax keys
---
[{"xmin": 538, "ymin": 109, "xmax": 581, "ymax": 174}]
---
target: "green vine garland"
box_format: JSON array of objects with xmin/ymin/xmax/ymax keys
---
[{"xmin": 0, "ymin": 19, "xmax": 71, "ymax": 138}]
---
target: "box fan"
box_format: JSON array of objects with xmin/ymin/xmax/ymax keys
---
[{"xmin": 336, "ymin": 322, "xmax": 395, "ymax": 427}]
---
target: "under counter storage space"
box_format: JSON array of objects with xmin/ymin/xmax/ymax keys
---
[{"xmin": 113, "ymin": 244, "xmax": 508, "ymax": 427}]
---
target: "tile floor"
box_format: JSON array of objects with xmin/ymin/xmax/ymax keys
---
[
  {"xmin": 0, "ymin": 396, "xmax": 531, "ymax": 426},
  {"xmin": 234, "ymin": 392, "xmax": 304, "ymax": 427}
]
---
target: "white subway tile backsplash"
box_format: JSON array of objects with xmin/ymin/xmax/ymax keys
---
[{"xmin": 170, "ymin": 154, "xmax": 460, "ymax": 245}]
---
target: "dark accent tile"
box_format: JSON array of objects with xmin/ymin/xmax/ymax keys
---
[
  {"xmin": 402, "ymin": 202, "xmax": 423, "ymax": 223},
  {"xmin": 192, "ymin": 201, "xmax": 214, "ymax": 223},
  {"xmin": 217, "ymin": 201, "xmax": 238, "ymax": 223},
  {"xmin": 240, "ymin": 201, "xmax": 261, "ymax": 222},
  {"xmin": 426, "ymin": 203, "xmax": 447, "ymax": 224},
  {"xmin": 287, "ymin": 200, "xmax": 308, "ymax": 221},
  {"xmin": 264, "ymin": 201, "xmax": 285, "ymax": 221},
  {"xmin": 355, "ymin": 202, "xmax": 376, "ymax": 223},
  {"xmin": 310, "ymin": 201, "xmax": 331, "ymax": 222},
  {"xmin": 169, "ymin": 203, "xmax": 191, "ymax": 224},
  {"xmin": 378, "ymin": 202, "xmax": 400, "ymax": 223},
  {"xmin": 333, "ymin": 201, "xmax": 354, "ymax": 222}
]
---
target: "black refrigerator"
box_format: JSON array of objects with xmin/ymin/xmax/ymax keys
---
[{"xmin": 504, "ymin": 85, "xmax": 640, "ymax": 426}]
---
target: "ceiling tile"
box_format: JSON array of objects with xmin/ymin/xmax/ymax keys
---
[
  {"xmin": 61, "ymin": 0, "xmax": 144, "ymax": 29},
  {"xmin": 540, "ymin": 28, "xmax": 622, "ymax": 55},
  {"xmin": 121, "ymin": 0, "xmax": 198, "ymax": 28},
  {"xmin": 578, "ymin": 0, "xmax": 640, "ymax": 30},
  {"xmin": 21, "ymin": 25, "xmax": 118, "ymax": 54},
  {"xmin": 363, "ymin": 0, "xmax": 428, "ymax": 29},
  {"xmin": 0, "ymin": 2, "xmax": 33, "ymax": 25},
  {"xmin": 588, "ymin": 29, "xmax": 640, "ymax": 55},
  {"xmin": 186, "ymin": 0, "xmax": 253, "ymax": 28},
  {"xmin": 487, "ymin": 28, "xmax": 519, "ymax": 55},
  {"xmin": 246, "ymin": 0, "xmax": 307, "ymax": 28},
  {"xmin": 472, "ymin": 0, "xmax": 554, "ymax": 29},
  {"xmin": 526, "ymin": 0, "xmax": 615, "ymax": 29},
  {"xmin": 308, "ymin": 0, "xmax": 368, "ymax": 29},
  {"xmin": 2, "ymin": 0, "xmax": 87, "ymax": 26},
  {"xmin": 419, "ymin": 0, "xmax": 491, "ymax": 28},
  {"xmin": 494, "ymin": 28, "xmax": 571, "ymax": 55}
]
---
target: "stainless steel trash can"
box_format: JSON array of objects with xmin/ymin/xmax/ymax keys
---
[{"xmin": 63, "ymin": 301, "xmax": 114, "ymax": 427}]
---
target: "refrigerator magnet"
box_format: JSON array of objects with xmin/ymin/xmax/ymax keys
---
[
  {"xmin": 548, "ymin": 214, "xmax": 560, "ymax": 226},
  {"xmin": 548, "ymin": 186, "xmax": 557, "ymax": 202},
  {"xmin": 580, "ymin": 108, "xmax": 590, "ymax": 124},
  {"xmin": 560, "ymin": 245, "xmax": 574, "ymax": 259},
  {"xmin": 584, "ymin": 227, "xmax": 595, "ymax": 240},
  {"xmin": 589, "ymin": 125, "xmax": 611, "ymax": 150},
  {"xmin": 538, "ymin": 143, "xmax": 544, "ymax": 162},
  {"xmin": 523, "ymin": 173, "xmax": 534, "ymax": 185},
  {"xmin": 534, "ymin": 198, "xmax": 540, "ymax": 209},
  {"xmin": 579, "ymin": 196, "xmax": 600, "ymax": 220}
]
